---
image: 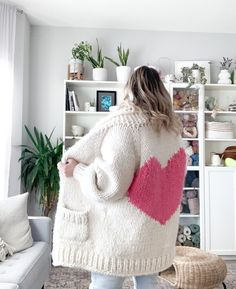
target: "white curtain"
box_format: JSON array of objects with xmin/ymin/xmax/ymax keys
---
[{"xmin": 0, "ymin": 3, "xmax": 16, "ymax": 199}]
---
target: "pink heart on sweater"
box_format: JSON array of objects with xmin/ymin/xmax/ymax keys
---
[{"xmin": 128, "ymin": 148, "xmax": 186, "ymax": 225}]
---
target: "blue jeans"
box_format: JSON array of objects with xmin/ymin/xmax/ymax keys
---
[{"xmin": 89, "ymin": 272, "xmax": 158, "ymax": 289}]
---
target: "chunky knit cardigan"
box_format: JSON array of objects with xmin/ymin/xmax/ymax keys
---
[{"xmin": 52, "ymin": 103, "xmax": 186, "ymax": 276}]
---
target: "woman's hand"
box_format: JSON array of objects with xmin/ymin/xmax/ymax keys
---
[{"xmin": 57, "ymin": 158, "xmax": 79, "ymax": 177}]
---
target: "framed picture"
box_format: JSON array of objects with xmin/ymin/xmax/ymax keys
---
[
  {"xmin": 175, "ymin": 61, "xmax": 211, "ymax": 84},
  {"xmin": 96, "ymin": 90, "xmax": 117, "ymax": 112}
]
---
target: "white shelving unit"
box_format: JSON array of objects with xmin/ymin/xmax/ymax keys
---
[
  {"xmin": 63, "ymin": 80, "xmax": 125, "ymax": 150},
  {"xmin": 204, "ymin": 84, "xmax": 236, "ymax": 258},
  {"xmin": 169, "ymin": 83, "xmax": 205, "ymax": 249}
]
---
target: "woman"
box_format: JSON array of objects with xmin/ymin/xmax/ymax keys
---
[{"xmin": 53, "ymin": 66, "xmax": 186, "ymax": 289}]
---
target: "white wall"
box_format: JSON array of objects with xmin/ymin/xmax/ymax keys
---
[
  {"xmin": 28, "ymin": 27, "xmax": 236, "ymax": 139},
  {"xmin": 8, "ymin": 12, "xmax": 30, "ymax": 197}
]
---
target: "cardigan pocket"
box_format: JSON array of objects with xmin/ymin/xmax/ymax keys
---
[{"xmin": 58, "ymin": 206, "xmax": 89, "ymax": 242}]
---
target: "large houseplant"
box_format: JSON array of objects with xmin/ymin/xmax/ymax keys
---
[
  {"xmin": 85, "ymin": 39, "xmax": 107, "ymax": 81},
  {"xmin": 19, "ymin": 126, "xmax": 63, "ymax": 216},
  {"xmin": 105, "ymin": 43, "xmax": 131, "ymax": 82}
]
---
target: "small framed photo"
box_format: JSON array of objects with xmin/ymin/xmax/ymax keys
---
[{"xmin": 96, "ymin": 90, "xmax": 117, "ymax": 112}]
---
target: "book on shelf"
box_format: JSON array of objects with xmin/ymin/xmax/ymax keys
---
[
  {"xmin": 67, "ymin": 90, "xmax": 80, "ymax": 111},
  {"xmin": 65, "ymin": 88, "xmax": 70, "ymax": 111}
]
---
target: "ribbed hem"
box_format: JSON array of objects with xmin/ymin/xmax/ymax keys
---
[
  {"xmin": 52, "ymin": 243, "xmax": 174, "ymax": 276},
  {"xmin": 73, "ymin": 163, "xmax": 88, "ymax": 180}
]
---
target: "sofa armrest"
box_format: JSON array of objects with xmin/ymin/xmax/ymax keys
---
[{"xmin": 28, "ymin": 216, "xmax": 52, "ymax": 245}]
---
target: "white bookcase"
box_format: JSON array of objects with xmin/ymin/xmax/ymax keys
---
[
  {"xmin": 169, "ymin": 83, "xmax": 205, "ymax": 250},
  {"xmin": 63, "ymin": 80, "xmax": 125, "ymax": 150}
]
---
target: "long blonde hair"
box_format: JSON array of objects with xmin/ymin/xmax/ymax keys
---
[{"xmin": 125, "ymin": 66, "xmax": 181, "ymax": 134}]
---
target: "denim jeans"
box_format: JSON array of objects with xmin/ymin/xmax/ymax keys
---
[{"xmin": 89, "ymin": 272, "xmax": 158, "ymax": 289}]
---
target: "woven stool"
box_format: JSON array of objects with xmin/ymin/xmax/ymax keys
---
[{"xmin": 159, "ymin": 246, "xmax": 227, "ymax": 289}]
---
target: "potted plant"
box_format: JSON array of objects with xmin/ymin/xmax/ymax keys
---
[
  {"xmin": 69, "ymin": 41, "xmax": 92, "ymax": 80},
  {"xmin": 105, "ymin": 43, "xmax": 131, "ymax": 82},
  {"xmin": 19, "ymin": 126, "xmax": 63, "ymax": 216},
  {"xmin": 181, "ymin": 63, "xmax": 207, "ymax": 87},
  {"xmin": 85, "ymin": 39, "xmax": 107, "ymax": 81},
  {"xmin": 218, "ymin": 57, "xmax": 233, "ymax": 84}
]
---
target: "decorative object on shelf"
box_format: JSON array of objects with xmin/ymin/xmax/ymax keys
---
[
  {"xmin": 181, "ymin": 189, "xmax": 199, "ymax": 215},
  {"xmin": 105, "ymin": 43, "xmax": 131, "ymax": 82},
  {"xmin": 181, "ymin": 63, "xmax": 207, "ymax": 86},
  {"xmin": 84, "ymin": 101, "xmax": 90, "ymax": 112},
  {"xmin": 71, "ymin": 125, "xmax": 85, "ymax": 137},
  {"xmin": 68, "ymin": 41, "xmax": 92, "ymax": 80},
  {"xmin": 228, "ymin": 101, "xmax": 236, "ymax": 111},
  {"xmin": 19, "ymin": 126, "xmax": 63, "ymax": 216},
  {"xmin": 205, "ymin": 95, "xmax": 216, "ymax": 111},
  {"xmin": 181, "ymin": 114, "xmax": 198, "ymax": 138},
  {"xmin": 175, "ymin": 61, "xmax": 211, "ymax": 84},
  {"xmin": 96, "ymin": 90, "xmax": 116, "ymax": 111},
  {"xmin": 225, "ymin": 157, "xmax": 236, "ymax": 167},
  {"xmin": 210, "ymin": 152, "xmax": 222, "ymax": 166},
  {"xmin": 176, "ymin": 224, "xmax": 200, "ymax": 247},
  {"xmin": 173, "ymin": 88, "xmax": 199, "ymax": 110},
  {"xmin": 219, "ymin": 146, "xmax": 236, "ymax": 160},
  {"xmin": 183, "ymin": 140, "xmax": 199, "ymax": 166},
  {"xmin": 89, "ymin": 100, "xmax": 96, "ymax": 112},
  {"xmin": 85, "ymin": 39, "xmax": 107, "ymax": 81},
  {"xmin": 218, "ymin": 57, "xmax": 233, "ymax": 84},
  {"xmin": 205, "ymin": 121, "xmax": 234, "ymax": 139}
]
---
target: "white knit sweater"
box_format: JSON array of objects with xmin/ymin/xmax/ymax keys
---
[{"xmin": 52, "ymin": 103, "xmax": 186, "ymax": 276}]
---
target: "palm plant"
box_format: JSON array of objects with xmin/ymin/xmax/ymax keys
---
[
  {"xmin": 85, "ymin": 39, "xmax": 105, "ymax": 68},
  {"xmin": 19, "ymin": 126, "xmax": 63, "ymax": 216},
  {"xmin": 105, "ymin": 43, "xmax": 130, "ymax": 66}
]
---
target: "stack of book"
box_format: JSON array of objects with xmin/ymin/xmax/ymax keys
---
[{"xmin": 66, "ymin": 88, "xmax": 80, "ymax": 111}]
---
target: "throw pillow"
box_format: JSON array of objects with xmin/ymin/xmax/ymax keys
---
[{"xmin": 0, "ymin": 193, "xmax": 33, "ymax": 253}]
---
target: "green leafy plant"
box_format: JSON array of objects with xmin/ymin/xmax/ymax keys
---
[
  {"xmin": 105, "ymin": 43, "xmax": 130, "ymax": 66},
  {"xmin": 72, "ymin": 41, "xmax": 92, "ymax": 61},
  {"xmin": 181, "ymin": 63, "xmax": 207, "ymax": 87},
  {"xmin": 85, "ymin": 39, "xmax": 105, "ymax": 68},
  {"xmin": 19, "ymin": 126, "xmax": 63, "ymax": 216}
]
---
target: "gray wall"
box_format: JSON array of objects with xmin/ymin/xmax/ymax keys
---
[{"xmin": 28, "ymin": 26, "xmax": 236, "ymax": 139}]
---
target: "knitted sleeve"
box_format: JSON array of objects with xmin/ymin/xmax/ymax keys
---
[{"xmin": 73, "ymin": 126, "xmax": 137, "ymax": 201}]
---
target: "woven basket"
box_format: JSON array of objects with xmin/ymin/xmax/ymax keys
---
[{"xmin": 159, "ymin": 246, "xmax": 227, "ymax": 289}]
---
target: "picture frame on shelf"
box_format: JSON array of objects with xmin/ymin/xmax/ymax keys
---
[{"xmin": 96, "ymin": 90, "xmax": 117, "ymax": 112}]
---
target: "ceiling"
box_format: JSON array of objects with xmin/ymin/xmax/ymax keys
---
[{"xmin": 6, "ymin": 0, "xmax": 236, "ymax": 34}]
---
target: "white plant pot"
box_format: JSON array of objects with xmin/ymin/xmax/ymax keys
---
[
  {"xmin": 92, "ymin": 68, "xmax": 107, "ymax": 81},
  {"xmin": 116, "ymin": 66, "xmax": 131, "ymax": 83},
  {"xmin": 192, "ymin": 69, "xmax": 200, "ymax": 83},
  {"xmin": 218, "ymin": 69, "xmax": 232, "ymax": 84}
]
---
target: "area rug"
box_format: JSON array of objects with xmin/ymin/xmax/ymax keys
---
[{"xmin": 45, "ymin": 261, "xmax": 236, "ymax": 289}]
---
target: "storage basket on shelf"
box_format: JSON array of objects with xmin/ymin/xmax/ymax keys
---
[
  {"xmin": 159, "ymin": 246, "xmax": 227, "ymax": 289},
  {"xmin": 205, "ymin": 121, "xmax": 234, "ymax": 139}
]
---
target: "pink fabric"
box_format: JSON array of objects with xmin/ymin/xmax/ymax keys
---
[{"xmin": 128, "ymin": 148, "xmax": 186, "ymax": 224}]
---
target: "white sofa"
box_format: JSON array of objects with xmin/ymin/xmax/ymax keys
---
[{"xmin": 0, "ymin": 217, "xmax": 51, "ymax": 289}]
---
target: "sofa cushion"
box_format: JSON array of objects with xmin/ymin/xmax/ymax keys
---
[
  {"xmin": 0, "ymin": 284, "xmax": 19, "ymax": 289},
  {"xmin": 0, "ymin": 193, "xmax": 33, "ymax": 253},
  {"xmin": 0, "ymin": 241, "xmax": 50, "ymax": 289}
]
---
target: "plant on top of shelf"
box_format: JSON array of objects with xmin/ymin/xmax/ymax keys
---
[
  {"xmin": 85, "ymin": 39, "xmax": 105, "ymax": 68},
  {"xmin": 105, "ymin": 43, "xmax": 131, "ymax": 82},
  {"xmin": 181, "ymin": 63, "xmax": 207, "ymax": 87},
  {"xmin": 105, "ymin": 43, "xmax": 130, "ymax": 66},
  {"xmin": 219, "ymin": 57, "xmax": 233, "ymax": 71},
  {"xmin": 19, "ymin": 126, "xmax": 63, "ymax": 216},
  {"xmin": 72, "ymin": 41, "xmax": 92, "ymax": 62}
]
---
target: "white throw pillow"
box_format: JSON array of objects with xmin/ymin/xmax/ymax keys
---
[{"xmin": 0, "ymin": 193, "xmax": 33, "ymax": 253}]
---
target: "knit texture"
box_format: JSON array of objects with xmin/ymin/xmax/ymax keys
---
[{"xmin": 52, "ymin": 103, "xmax": 186, "ymax": 276}]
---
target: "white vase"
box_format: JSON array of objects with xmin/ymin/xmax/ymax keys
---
[
  {"xmin": 218, "ymin": 69, "xmax": 232, "ymax": 84},
  {"xmin": 116, "ymin": 66, "xmax": 131, "ymax": 82},
  {"xmin": 192, "ymin": 69, "xmax": 200, "ymax": 83},
  {"xmin": 92, "ymin": 68, "xmax": 107, "ymax": 81}
]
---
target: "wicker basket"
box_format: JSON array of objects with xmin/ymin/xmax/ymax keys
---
[{"xmin": 159, "ymin": 246, "xmax": 227, "ymax": 289}]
